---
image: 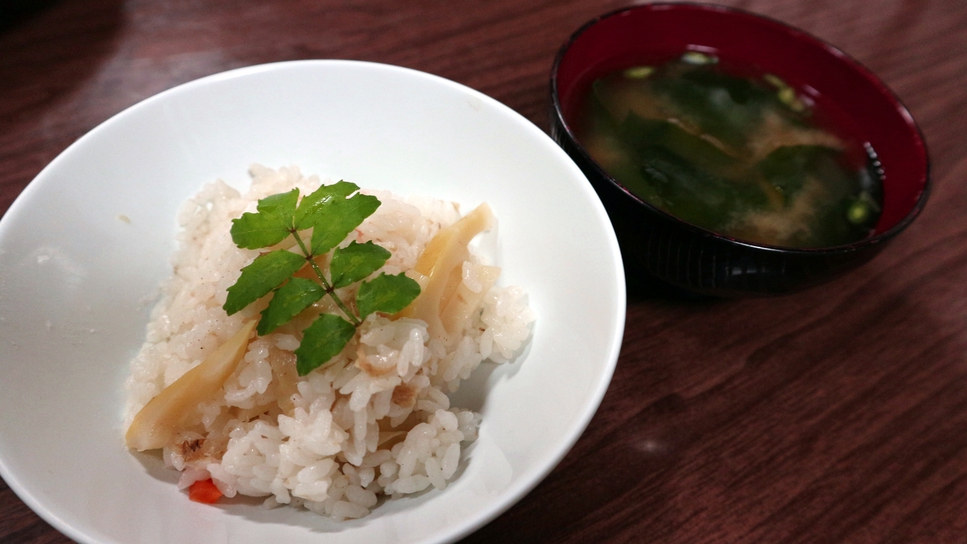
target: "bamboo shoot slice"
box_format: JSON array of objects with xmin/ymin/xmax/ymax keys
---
[
  {"xmin": 397, "ymin": 204, "xmax": 495, "ymax": 342},
  {"xmin": 125, "ymin": 320, "xmax": 257, "ymax": 451},
  {"xmin": 440, "ymin": 263, "xmax": 501, "ymax": 339}
]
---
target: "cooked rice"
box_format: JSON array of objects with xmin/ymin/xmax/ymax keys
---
[{"xmin": 124, "ymin": 164, "xmax": 534, "ymax": 519}]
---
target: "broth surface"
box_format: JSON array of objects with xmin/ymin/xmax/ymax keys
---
[{"xmin": 576, "ymin": 52, "xmax": 882, "ymax": 248}]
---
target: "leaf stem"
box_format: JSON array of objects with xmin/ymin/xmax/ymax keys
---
[{"xmin": 291, "ymin": 230, "xmax": 361, "ymax": 326}]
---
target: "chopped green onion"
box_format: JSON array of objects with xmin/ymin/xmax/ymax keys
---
[
  {"xmin": 777, "ymin": 87, "xmax": 806, "ymax": 112},
  {"xmin": 846, "ymin": 199, "xmax": 873, "ymax": 224},
  {"xmin": 763, "ymin": 73, "xmax": 787, "ymax": 89},
  {"xmin": 623, "ymin": 66, "xmax": 654, "ymax": 79},
  {"xmin": 681, "ymin": 51, "xmax": 717, "ymax": 65}
]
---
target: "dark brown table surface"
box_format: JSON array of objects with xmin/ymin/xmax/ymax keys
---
[{"xmin": 2, "ymin": 0, "xmax": 967, "ymax": 542}]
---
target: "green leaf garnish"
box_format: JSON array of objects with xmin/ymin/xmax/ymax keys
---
[
  {"xmin": 357, "ymin": 272, "xmax": 422, "ymax": 320},
  {"xmin": 330, "ymin": 241, "xmax": 391, "ymax": 289},
  {"xmin": 309, "ymin": 192, "xmax": 380, "ymax": 255},
  {"xmin": 293, "ymin": 181, "xmax": 358, "ymax": 228},
  {"xmin": 294, "ymin": 313, "xmax": 357, "ymax": 375},
  {"xmin": 223, "ymin": 181, "xmax": 422, "ymax": 376},
  {"xmin": 295, "ymin": 181, "xmax": 380, "ymax": 255},
  {"xmin": 257, "ymin": 277, "xmax": 325, "ymax": 335},
  {"xmin": 230, "ymin": 189, "xmax": 300, "ymax": 249},
  {"xmin": 223, "ymin": 250, "xmax": 306, "ymax": 315}
]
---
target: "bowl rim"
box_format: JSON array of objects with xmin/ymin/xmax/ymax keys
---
[{"xmin": 549, "ymin": 1, "xmax": 931, "ymax": 256}]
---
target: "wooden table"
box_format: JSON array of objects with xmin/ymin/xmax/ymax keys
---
[{"xmin": 2, "ymin": 0, "xmax": 966, "ymax": 542}]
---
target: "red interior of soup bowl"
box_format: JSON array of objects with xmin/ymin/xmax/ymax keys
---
[{"xmin": 553, "ymin": 2, "xmax": 928, "ymax": 238}]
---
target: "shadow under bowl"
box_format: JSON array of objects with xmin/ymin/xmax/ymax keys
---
[{"xmin": 549, "ymin": 2, "xmax": 929, "ymax": 297}]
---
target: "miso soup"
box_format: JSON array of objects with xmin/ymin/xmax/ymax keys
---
[{"xmin": 575, "ymin": 52, "xmax": 883, "ymax": 248}]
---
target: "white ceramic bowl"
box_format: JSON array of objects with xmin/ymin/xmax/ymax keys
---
[{"xmin": 0, "ymin": 60, "xmax": 625, "ymax": 544}]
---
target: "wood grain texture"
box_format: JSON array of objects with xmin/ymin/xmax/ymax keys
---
[{"xmin": 2, "ymin": 0, "xmax": 966, "ymax": 542}]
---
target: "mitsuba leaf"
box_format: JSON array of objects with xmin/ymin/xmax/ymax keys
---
[
  {"xmin": 295, "ymin": 313, "xmax": 357, "ymax": 375},
  {"xmin": 293, "ymin": 181, "xmax": 358, "ymax": 228},
  {"xmin": 223, "ymin": 250, "xmax": 306, "ymax": 315},
  {"xmin": 257, "ymin": 277, "xmax": 325, "ymax": 335},
  {"xmin": 230, "ymin": 189, "xmax": 300, "ymax": 249},
  {"xmin": 309, "ymin": 193, "xmax": 381, "ymax": 256},
  {"xmin": 293, "ymin": 181, "xmax": 380, "ymax": 255},
  {"xmin": 329, "ymin": 241, "xmax": 391, "ymax": 289},
  {"xmin": 224, "ymin": 184, "xmax": 426, "ymax": 373},
  {"xmin": 356, "ymin": 272, "xmax": 422, "ymax": 320}
]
